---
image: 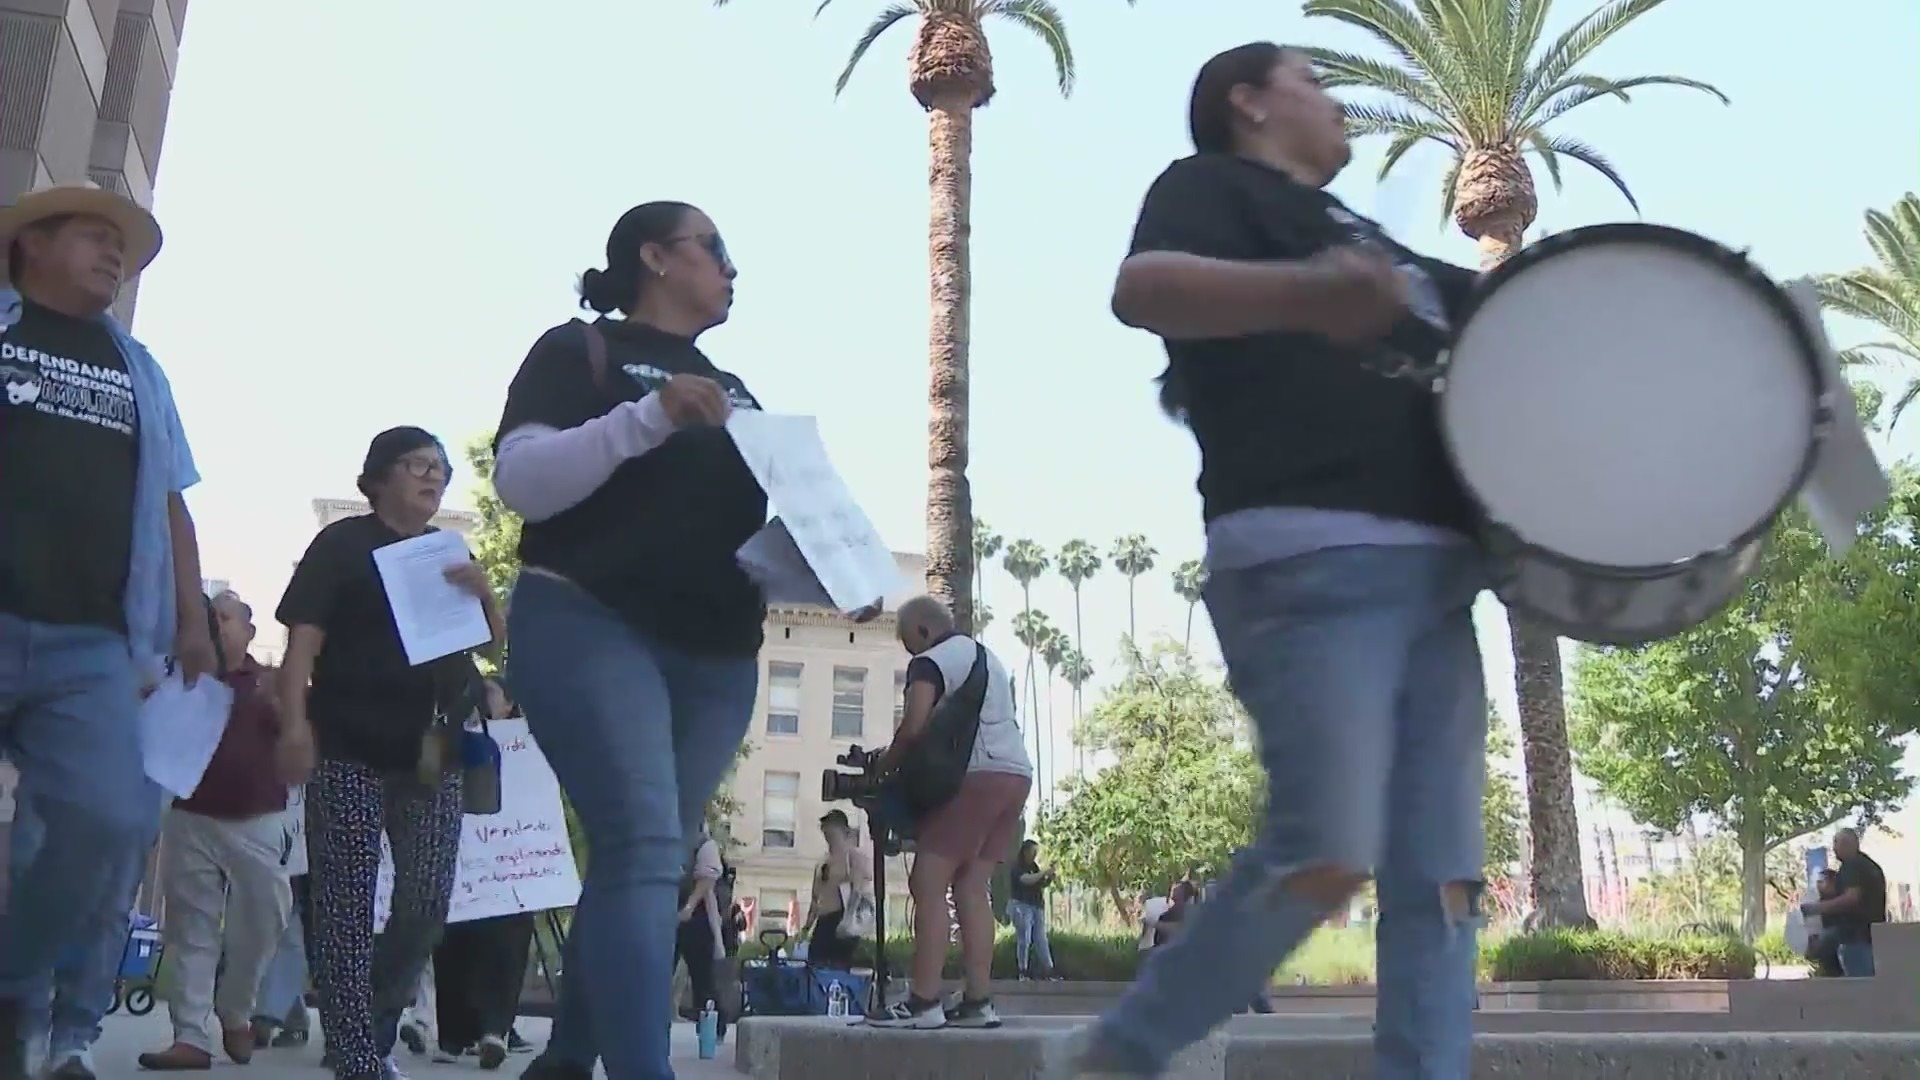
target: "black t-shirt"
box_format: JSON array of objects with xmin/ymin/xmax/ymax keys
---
[
  {"xmin": 276, "ymin": 514, "xmax": 481, "ymax": 771},
  {"xmin": 1128, "ymin": 153, "xmax": 1479, "ymax": 529},
  {"xmin": 0, "ymin": 299, "xmax": 139, "ymax": 631},
  {"xmin": 1831, "ymin": 851, "xmax": 1888, "ymax": 943},
  {"xmin": 1011, "ymin": 858, "xmax": 1047, "ymax": 906},
  {"xmin": 494, "ymin": 319, "xmax": 768, "ymax": 657}
]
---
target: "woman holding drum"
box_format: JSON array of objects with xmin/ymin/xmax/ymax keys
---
[{"xmin": 1044, "ymin": 42, "xmax": 1490, "ymax": 1080}]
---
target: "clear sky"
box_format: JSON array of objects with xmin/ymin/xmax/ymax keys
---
[{"xmin": 134, "ymin": 0, "xmax": 1918, "ymax": 802}]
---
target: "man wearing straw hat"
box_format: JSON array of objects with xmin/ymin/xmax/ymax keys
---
[{"xmin": 0, "ymin": 181, "xmax": 212, "ymax": 1080}]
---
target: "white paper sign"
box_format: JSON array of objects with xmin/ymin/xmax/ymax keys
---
[
  {"xmin": 725, "ymin": 411, "xmax": 904, "ymax": 610},
  {"xmin": 1786, "ymin": 280, "xmax": 1893, "ymax": 554},
  {"xmin": 371, "ymin": 531, "xmax": 492, "ymax": 665},
  {"xmin": 284, "ymin": 785, "xmax": 308, "ymax": 877},
  {"xmin": 375, "ymin": 719, "xmax": 581, "ymax": 928},
  {"xmin": 138, "ymin": 673, "xmax": 235, "ymax": 799}
]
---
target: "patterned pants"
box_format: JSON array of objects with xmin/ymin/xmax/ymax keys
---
[{"xmin": 305, "ymin": 759, "xmax": 462, "ymax": 1080}]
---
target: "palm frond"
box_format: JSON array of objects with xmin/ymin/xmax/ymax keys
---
[
  {"xmin": 1816, "ymin": 273, "xmax": 1920, "ymax": 343},
  {"xmin": 1377, "ymin": 123, "xmax": 1456, "ymax": 182},
  {"xmin": 1300, "ymin": 45, "xmax": 1455, "ymax": 123},
  {"xmin": 1342, "ymin": 100, "xmax": 1455, "ymax": 141},
  {"xmin": 1303, "ymin": 0, "xmax": 1475, "ymax": 117},
  {"xmin": 1527, "ymin": 128, "xmax": 1565, "ymax": 193},
  {"xmin": 980, "ymin": 0, "xmax": 1076, "ymax": 96},
  {"xmin": 1520, "ymin": 73, "xmax": 1725, "ymax": 130},
  {"xmin": 1861, "ymin": 195, "xmax": 1920, "ymax": 283},
  {"xmin": 1517, "ymin": 0, "xmax": 1699, "ymax": 119},
  {"xmin": 1889, "ymin": 376, "xmax": 1920, "ymax": 427},
  {"xmin": 1531, "ymin": 132, "xmax": 1638, "ymax": 213},
  {"xmin": 1436, "ymin": 149, "xmax": 1466, "ymax": 231},
  {"xmin": 832, "ymin": 2, "xmax": 919, "ymax": 97}
]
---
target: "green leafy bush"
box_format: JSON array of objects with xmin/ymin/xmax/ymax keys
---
[{"xmin": 1480, "ymin": 929, "xmax": 1757, "ymax": 981}]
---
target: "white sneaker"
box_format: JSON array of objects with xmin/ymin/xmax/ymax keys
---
[
  {"xmin": 397, "ymin": 1013, "xmax": 429, "ymax": 1056},
  {"xmin": 41, "ymin": 1049, "xmax": 96, "ymax": 1080},
  {"xmin": 866, "ymin": 996, "xmax": 946, "ymax": 1029},
  {"xmin": 430, "ymin": 1046, "xmax": 464, "ymax": 1064},
  {"xmin": 1037, "ymin": 1027, "xmax": 1144, "ymax": 1079}
]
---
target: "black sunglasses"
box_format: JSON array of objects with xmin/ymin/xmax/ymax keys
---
[{"xmin": 663, "ymin": 232, "xmax": 733, "ymax": 270}]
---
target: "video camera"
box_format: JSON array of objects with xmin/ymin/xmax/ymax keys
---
[{"xmin": 820, "ymin": 743, "xmax": 888, "ymax": 807}]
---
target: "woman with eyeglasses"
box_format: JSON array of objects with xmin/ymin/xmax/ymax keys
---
[
  {"xmin": 275, "ymin": 427, "xmax": 503, "ymax": 1080},
  {"xmin": 486, "ymin": 202, "xmax": 772, "ymax": 1080}
]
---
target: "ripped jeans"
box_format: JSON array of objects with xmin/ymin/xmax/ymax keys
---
[{"xmin": 1093, "ymin": 544, "xmax": 1488, "ymax": 1080}]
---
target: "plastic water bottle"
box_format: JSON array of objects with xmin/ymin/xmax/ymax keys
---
[
  {"xmin": 697, "ymin": 1000, "xmax": 718, "ymax": 1059},
  {"xmin": 826, "ymin": 982, "xmax": 848, "ymax": 1018}
]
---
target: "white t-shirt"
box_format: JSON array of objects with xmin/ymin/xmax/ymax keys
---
[
  {"xmin": 909, "ymin": 635, "xmax": 1031, "ymax": 778},
  {"xmin": 1139, "ymin": 896, "xmax": 1171, "ymax": 951}
]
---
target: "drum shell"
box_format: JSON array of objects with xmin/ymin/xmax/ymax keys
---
[{"xmin": 1484, "ymin": 531, "xmax": 1763, "ymax": 647}]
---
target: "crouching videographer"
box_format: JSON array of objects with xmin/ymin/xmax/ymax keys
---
[{"xmin": 865, "ymin": 595, "xmax": 1032, "ymax": 1030}]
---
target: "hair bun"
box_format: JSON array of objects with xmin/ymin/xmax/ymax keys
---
[{"xmin": 577, "ymin": 266, "xmax": 618, "ymax": 314}]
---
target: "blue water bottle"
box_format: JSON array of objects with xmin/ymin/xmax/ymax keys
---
[{"xmin": 697, "ymin": 1000, "xmax": 718, "ymax": 1059}]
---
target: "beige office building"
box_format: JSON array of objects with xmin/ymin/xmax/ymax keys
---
[{"xmin": 2, "ymin": 0, "xmax": 192, "ymax": 321}]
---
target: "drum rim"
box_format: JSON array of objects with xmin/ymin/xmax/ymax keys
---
[{"xmin": 1441, "ymin": 222, "xmax": 1832, "ymax": 575}]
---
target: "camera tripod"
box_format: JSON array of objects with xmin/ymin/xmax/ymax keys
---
[{"xmin": 861, "ymin": 808, "xmax": 894, "ymax": 1018}]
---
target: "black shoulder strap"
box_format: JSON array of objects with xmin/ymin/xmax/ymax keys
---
[{"xmin": 574, "ymin": 318, "xmax": 609, "ymax": 391}]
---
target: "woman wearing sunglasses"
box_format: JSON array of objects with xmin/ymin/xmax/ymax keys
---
[
  {"xmin": 488, "ymin": 203, "xmax": 767, "ymax": 1080},
  {"xmin": 275, "ymin": 427, "xmax": 503, "ymax": 1080}
]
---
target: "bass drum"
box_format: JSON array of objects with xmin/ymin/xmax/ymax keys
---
[{"xmin": 1437, "ymin": 224, "xmax": 1831, "ymax": 645}]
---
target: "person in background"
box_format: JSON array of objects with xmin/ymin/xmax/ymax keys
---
[
  {"xmin": 249, "ymin": 894, "xmax": 312, "ymax": 1049},
  {"xmin": 801, "ymin": 811, "xmax": 869, "ymax": 971},
  {"xmin": 870, "ymin": 597, "xmax": 1031, "ymax": 1030},
  {"xmin": 0, "ymin": 181, "xmax": 212, "ymax": 1080},
  {"xmin": 673, "ymin": 825, "xmax": 730, "ymax": 1043},
  {"xmin": 1802, "ymin": 829, "xmax": 1888, "ymax": 978},
  {"xmin": 1150, "ymin": 882, "xmax": 1200, "ymax": 949},
  {"xmin": 138, "ymin": 592, "xmax": 302, "ymax": 1071},
  {"xmin": 1137, "ymin": 886, "xmax": 1173, "ymax": 955},
  {"xmin": 426, "ymin": 682, "xmax": 538, "ymax": 1070},
  {"xmin": 1008, "ymin": 840, "xmax": 1059, "ymax": 981},
  {"xmin": 276, "ymin": 427, "xmax": 503, "ymax": 1080},
  {"xmin": 1802, "ymin": 870, "xmax": 1843, "ymax": 978}
]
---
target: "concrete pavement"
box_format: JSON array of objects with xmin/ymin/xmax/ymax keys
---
[{"xmin": 85, "ymin": 1014, "xmax": 738, "ymax": 1080}]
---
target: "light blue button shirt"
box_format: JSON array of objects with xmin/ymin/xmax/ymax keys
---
[{"xmin": 0, "ymin": 288, "xmax": 199, "ymax": 666}]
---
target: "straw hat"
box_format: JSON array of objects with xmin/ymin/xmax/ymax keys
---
[{"xmin": 0, "ymin": 180, "xmax": 162, "ymax": 282}]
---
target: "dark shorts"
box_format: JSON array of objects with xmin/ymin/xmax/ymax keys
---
[{"xmin": 915, "ymin": 770, "xmax": 1030, "ymax": 863}]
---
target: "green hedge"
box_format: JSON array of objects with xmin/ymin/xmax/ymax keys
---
[{"xmin": 740, "ymin": 926, "xmax": 1759, "ymax": 984}]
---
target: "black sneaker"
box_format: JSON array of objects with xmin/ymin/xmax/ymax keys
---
[
  {"xmin": 519, "ymin": 1053, "xmax": 593, "ymax": 1080},
  {"xmin": 866, "ymin": 995, "xmax": 946, "ymax": 1029},
  {"xmin": 944, "ymin": 997, "xmax": 1002, "ymax": 1029},
  {"xmin": 506, "ymin": 1030, "xmax": 535, "ymax": 1055},
  {"xmin": 0, "ymin": 998, "xmax": 26, "ymax": 1080}
]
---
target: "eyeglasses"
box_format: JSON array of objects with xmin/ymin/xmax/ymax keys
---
[
  {"xmin": 398, "ymin": 456, "xmax": 449, "ymax": 480},
  {"xmin": 664, "ymin": 232, "xmax": 734, "ymax": 271}
]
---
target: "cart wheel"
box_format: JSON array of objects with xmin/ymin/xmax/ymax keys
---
[
  {"xmin": 106, "ymin": 988, "xmax": 122, "ymax": 1016},
  {"xmin": 126, "ymin": 987, "xmax": 156, "ymax": 1016}
]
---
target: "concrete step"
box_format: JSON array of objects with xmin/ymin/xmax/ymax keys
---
[{"xmin": 733, "ymin": 1017, "xmax": 1920, "ymax": 1079}]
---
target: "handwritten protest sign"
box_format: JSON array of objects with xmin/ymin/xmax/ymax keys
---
[
  {"xmin": 375, "ymin": 719, "xmax": 581, "ymax": 927},
  {"xmin": 726, "ymin": 411, "xmax": 903, "ymax": 611}
]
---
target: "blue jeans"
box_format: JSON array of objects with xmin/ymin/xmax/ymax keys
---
[
  {"xmin": 505, "ymin": 573, "xmax": 758, "ymax": 1080},
  {"xmin": 253, "ymin": 902, "xmax": 310, "ymax": 1025},
  {"xmin": 1007, "ymin": 900, "xmax": 1054, "ymax": 975},
  {"xmin": 23, "ymin": 809, "xmax": 159, "ymax": 1058},
  {"xmin": 0, "ymin": 616, "xmax": 154, "ymax": 1003},
  {"xmin": 1093, "ymin": 545, "xmax": 1488, "ymax": 1080},
  {"xmin": 1838, "ymin": 940, "xmax": 1876, "ymax": 977}
]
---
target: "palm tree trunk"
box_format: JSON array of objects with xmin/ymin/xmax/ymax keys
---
[
  {"xmin": 1071, "ymin": 586, "xmax": 1086, "ymax": 775},
  {"xmin": 1479, "ymin": 229, "xmax": 1591, "ymax": 929},
  {"xmin": 1183, "ymin": 602, "xmax": 1195, "ymax": 649},
  {"xmin": 925, "ymin": 98, "xmax": 975, "ymax": 633},
  {"xmin": 1126, "ymin": 578, "xmax": 1138, "ymax": 643}
]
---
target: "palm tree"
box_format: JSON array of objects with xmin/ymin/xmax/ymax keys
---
[
  {"xmin": 1040, "ymin": 626, "xmax": 1068, "ymax": 806},
  {"xmin": 975, "ymin": 601, "xmax": 995, "ymax": 633},
  {"xmin": 1171, "ymin": 559, "xmax": 1207, "ymax": 649},
  {"xmin": 1054, "ymin": 539, "xmax": 1103, "ymax": 724},
  {"xmin": 1012, "ymin": 609, "xmax": 1058, "ymax": 804},
  {"xmin": 1303, "ymin": 0, "xmax": 1725, "ymax": 928},
  {"xmin": 972, "ymin": 518, "xmax": 1005, "ymax": 621},
  {"xmin": 1059, "ymin": 644, "xmax": 1096, "ymax": 773},
  {"xmin": 1817, "ymin": 193, "xmax": 1920, "ymax": 429},
  {"xmin": 715, "ymin": 1, "xmax": 1131, "ymax": 632},
  {"xmin": 1002, "ymin": 539, "xmax": 1051, "ymax": 783},
  {"xmin": 1109, "ymin": 534, "xmax": 1157, "ymax": 642}
]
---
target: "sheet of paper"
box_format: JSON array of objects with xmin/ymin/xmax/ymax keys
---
[
  {"xmin": 1785, "ymin": 280, "xmax": 1893, "ymax": 555},
  {"xmin": 372, "ymin": 531, "xmax": 492, "ymax": 665},
  {"xmin": 738, "ymin": 518, "xmax": 836, "ymax": 607},
  {"xmin": 138, "ymin": 672, "xmax": 235, "ymax": 799},
  {"xmin": 284, "ymin": 784, "xmax": 308, "ymax": 876},
  {"xmin": 726, "ymin": 411, "xmax": 904, "ymax": 610}
]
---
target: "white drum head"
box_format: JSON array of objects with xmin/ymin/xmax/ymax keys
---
[{"xmin": 1441, "ymin": 235, "xmax": 1818, "ymax": 568}]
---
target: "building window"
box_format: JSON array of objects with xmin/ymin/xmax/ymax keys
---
[
  {"xmin": 832, "ymin": 667, "xmax": 866, "ymax": 740},
  {"xmin": 762, "ymin": 772, "xmax": 799, "ymax": 849},
  {"xmin": 760, "ymin": 889, "xmax": 797, "ymax": 930},
  {"xmin": 767, "ymin": 661, "xmax": 803, "ymax": 736},
  {"xmin": 893, "ymin": 671, "xmax": 907, "ymax": 728}
]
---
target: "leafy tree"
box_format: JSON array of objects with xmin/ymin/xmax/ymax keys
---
[
  {"xmin": 1570, "ymin": 469, "xmax": 1920, "ymax": 940},
  {"xmin": 1109, "ymin": 534, "xmax": 1157, "ymax": 642},
  {"xmin": 712, "ymin": 0, "xmax": 1137, "ymax": 632},
  {"xmin": 1039, "ymin": 645, "xmax": 1263, "ymax": 916},
  {"xmin": 1304, "ymin": 0, "xmax": 1727, "ymax": 927},
  {"xmin": 1170, "ymin": 559, "xmax": 1207, "ymax": 649},
  {"xmin": 1817, "ymin": 192, "xmax": 1920, "ymax": 428}
]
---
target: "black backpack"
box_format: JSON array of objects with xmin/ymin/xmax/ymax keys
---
[{"xmin": 898, "ymin": 642, "xmax": 991, "ymax": 818}]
